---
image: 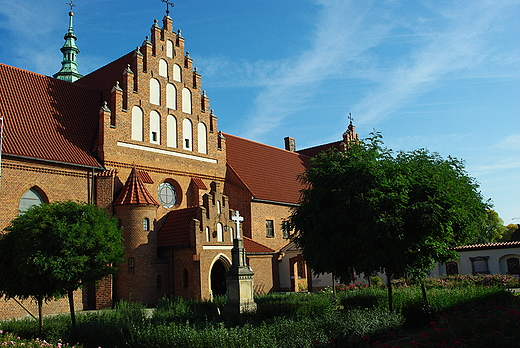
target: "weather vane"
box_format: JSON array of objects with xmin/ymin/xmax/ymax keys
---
[
  {"xmin": 161, "ymin": 0, "xmax": 174, "ymax": 16},
  {"xmin": 66, "ymin": 1, "xmax": 76, "ymax": 11}
]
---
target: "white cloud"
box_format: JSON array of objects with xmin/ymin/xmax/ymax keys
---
[{"xmin": 496, "ymin": 134, "xmax": 520, "ymax": 150}]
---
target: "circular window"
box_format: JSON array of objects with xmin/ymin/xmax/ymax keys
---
[{"xmin": 158, "ymin": 182, "xmax": 177, "ymax": 208}]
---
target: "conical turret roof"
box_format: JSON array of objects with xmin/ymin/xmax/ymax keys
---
[{"xmin": 114, "ymin": 167, "xmax": 159, "ymax": 206}]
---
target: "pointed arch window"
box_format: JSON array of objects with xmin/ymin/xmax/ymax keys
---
[
  {"xmin": 131, "ymin": 106, "xmax": 144, "ymax": 141},
  {"xmin": 150, "ymin": 79, "xmax": 160, "ymax": 105},
  {"xmin": 166, "ymin": 83, "xmax": 177, "ymax": 110},
  {"xmin": 173, "ymin": 64, "xmax": 182, "ymax": 82},
  {"xmin": 167, "ymin": 115, "xmax": 177, "ymax": 148},
  {"xmin": 166, "ymin": 40, "xmax": 174, "ymax": 58},
  {"xmin": 206, "ymin": 226, "xmax": 211, "ymax": 242},
  {"xmin": 217, "ymin": 223, "xmax": 224, "ymax": 242},
  {"xmin": 197, "ymin": 122, "xmax": 207, "ymax": 154},
  {"xmin": 18, "ymin": 188, "xmax": 45, "ymax": 214},
  {"xmin": 182, "ymin": 118, "xmax": 193, "ymax": 151},
  {"xmin": 159, "ymin": 59, "xmax": 168, "ymax": 77},
  {"xmin": 150, "ymin": 111, "xmax": 161, "ymax": 144},
  {"xmin": 182, "ymin": 88, "xmax": 192, "ymax": 114}
]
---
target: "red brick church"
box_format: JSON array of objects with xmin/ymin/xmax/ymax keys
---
[{"xmin": 0, "ymin": 7, "xmax": 357, "ymax": 319}]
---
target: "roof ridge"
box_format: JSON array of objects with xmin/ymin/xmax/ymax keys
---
[{"xmin": 223, "ymin": 132, "xmax": 310, "ymax": 158}]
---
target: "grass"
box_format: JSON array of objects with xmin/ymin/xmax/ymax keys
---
[{"xmin": 1, "ymin": 275, "xmax": 519, "ymax": 348}]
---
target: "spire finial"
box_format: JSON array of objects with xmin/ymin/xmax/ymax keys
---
[
  {"xmin": 348, "ymin": 113, "xmax": 354, "ymax": 125},
  {"xmin": 54, "ymin": 1, "xmax": 83, "ymax": 82},
  {"xmin": 66, "ymin": 1, "xmax": 76, "ymax": 12},
  {"xmin": 161, "ymin": 0, "xmax": 174, "ymax": 16}
]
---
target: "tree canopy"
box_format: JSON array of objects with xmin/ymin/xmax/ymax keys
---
[
  {"xmin": 290, "ymin": 133, "xmax": 489, "ymax": 308},
  {"xmin": 0, "ymin": 201, "xmax": 124, "ymax": 330}
]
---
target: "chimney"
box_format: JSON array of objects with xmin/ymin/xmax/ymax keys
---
[{"xmin": 284, "ymin": 137, "xmax": 296, "ymax": 152}]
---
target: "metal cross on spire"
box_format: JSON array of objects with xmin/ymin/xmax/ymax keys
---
[
  {"xmin": 66, "ymin": 1, "xmax": 76, "ymax": 11},
  {"xmin": 161, "ymin": 0, "xmax": 174, "ymax": 16},
  {"xmin": 348, "ymin": 113, "xmax": 354, "ymax": 125}
]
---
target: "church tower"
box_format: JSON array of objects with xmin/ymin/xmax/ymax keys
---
[{"xmin": 54, "ymin": 3, "xmax": 83, "ymax": 82}]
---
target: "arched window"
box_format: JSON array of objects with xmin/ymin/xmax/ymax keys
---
[
  {"xmin": 173, "ymin": 64, "xmax": 182, "ymax": 82},
  {"xmin": 197, "ymin": 122, "xmax": 207, "ymax": 154},
  {"xmin": 18, "ymin": 188, "xmax": 45, "ymax": 214},
  {"xmin": 217, "ymin": 200, "xmax": 221, "ymax": 214},
  {"xmin": 128, "ymin": 257, "xmax": 135, "ymax": 272},
  {"xmin": 182, "ymin": 88, "xmax": 192, "ymax": 114},
  {"xmin": 143, "ymin": 218, "xmax": 150, "ymax": 231},
  {"xmin": 507, "ymin": 258, "xmax": 520, "ymax": 274},
  {"xmin": 150, "ymin": 111, "xmax": 161, "ymax": 144},
  {"xmin": 150, "ymin": 79, "xmax": 160, "ymax": 105},
  {"xmin": 159, "ymin": 59, "xmax": 168, "ymax": 77},
  {"xmin": 166, "ymin": 40, "xmax": 174, "ymax": 58},
  {"xmin": 230, "ymin": 227, "xmax": 234, "ymax": 241},
  {"xmin": 446, "ymin": 261, "xmax": 459, "ymax": 275},
  {"xmin": 217, "ymin": 223, "xmax": 224, "ymax": 242},
  {"xmin": 167, "ymin": 115, "xmax": 177, "ymax": 147},
  {"xmin": 166, "ymin": 84, "xmax": 177, "ymax": 110},
  {"xmin": 206, "ymin": 226, "xmax": 210, "ymax": 242},
  {"xmin": 182, "ymin": 118, "xmax": 193, "ymax": 150},
  {"xmin": 131, "ymin": 106, "xmax": 143, "ymax": 141}
]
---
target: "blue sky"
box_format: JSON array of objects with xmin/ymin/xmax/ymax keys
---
[{"xmin": 1, "ymin": 0, "xmax": 519, "ymax": 224}]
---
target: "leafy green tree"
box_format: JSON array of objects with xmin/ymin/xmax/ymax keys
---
[
  {"xmin": 290, "ymin": 133, "xmax": 488, "ymax": 311},
  {"xmin": 501, "ymin": 224, "xmax": 519, "ymax": 241},
  {"xmin": 471, "ymin": 210, "xmax": 506, "ymax": 243},
  {"xmin": 0, "ymin": 201, "xmax": 124, "ymax": 330}
]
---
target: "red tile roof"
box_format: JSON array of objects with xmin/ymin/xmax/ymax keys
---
[
  {"xmin": 114, "ymin": 167, "xmax": 160, "ymax": 206},
  {"xmin": 224, "ymin": 133, "xmax": 311, "ymax": 205},
  {"xmin": 75, "ymin": 52, "xmax": 134, "ymax": 105},
  {"xmin": 0, "ymin": 64, "xmax": 102, "ymax": 168},
  {"xmin": 454, "ymin": 241, "xmax": 520, "ymax": 251},
  {"xmin": 157, "ymin": 207, "xmax": 200, "ymax": 247},
  {"xmin": 191, "ymin": 177, "xmax": 207, "ymax": 190},
  {"xmin": 297, "ymin": 141, "xmax": 343, "ymax": 158},
  {"xmin": 139, "ymin": 171, "xmax": 154, "ymax": 184},
  {"xmin": 243, "ymin": 236, "xmax": 275, "ymax": 254}
]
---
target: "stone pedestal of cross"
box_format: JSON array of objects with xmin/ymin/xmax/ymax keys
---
[{"xmin": 225, "ymin": 210, "xmax": 257, "ymax": 313}]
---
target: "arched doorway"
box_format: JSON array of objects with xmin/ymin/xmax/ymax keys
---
[{"xmin": 210, "ymin": 259, "xmax": 227, "ymax": 296}]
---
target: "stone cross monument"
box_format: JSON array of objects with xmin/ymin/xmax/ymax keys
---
[{"xmin": 225, "ymin": 210, "xmax": 257, "ymax": 313}]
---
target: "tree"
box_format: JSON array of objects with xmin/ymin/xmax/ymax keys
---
[
  {"xmin": 501, "ymin": 224, "xmax": 519, "ymax": 241},
  {"xmin": 0, "ymin": 201, "xmax": 124, "ymax": 331},
  {"xmin": 470, "ymin": 210, "xmax": 506, "ymax": 243},
  {"xmin": 290, "ymin": 133, "xmax": 489, "ymax": 311}
]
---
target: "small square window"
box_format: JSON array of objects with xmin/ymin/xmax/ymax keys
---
[
  {"xmin": 266, "ymin": 220, "xmax": 274, "ymax": 238},
  {"xmin": 470, "ymin": 256, "xmax": 489, "ymax": 275},
  {"xmin": 151, "ymin": 131, "xmax": 158, "ymax": 142}
]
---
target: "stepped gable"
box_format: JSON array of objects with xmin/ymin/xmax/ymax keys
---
[
  {"xmin": 0, "ymin": 64, "xmax": 102, "ymax": 168},
  {"xmin": 224, "ymin": 133, "xmax": 310, "ymax": 205},
  {"xmin": 114, "ymin": 167, "xmax": 160, "ymax": 206},
  {"xmin": 243, "ymin": 236, "xmax": 275, "ymax": 254},
  {"xmin": 75, "ymin": 51, "xmax": 134, "ymax": 104},
  {"xmin": 157, "ymin": 207, "xmax": 200, "ymax": 247}
]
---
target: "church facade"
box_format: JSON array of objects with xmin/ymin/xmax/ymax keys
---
[{"xmin": 0, "ymin": 9, "xmax": 349, "ymax": 319}]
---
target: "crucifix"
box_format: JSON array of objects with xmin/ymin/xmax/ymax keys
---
[
  {"xmin": 161, "ymin": 0, "xmax": 174, "ymax": 16},
  {"xmin": 66, "ymin": 1, "xmax": 76, "ymax": 11},
  {"xmin": 231, "ymin": 210, "xmax": 244, "ymax": 239}
]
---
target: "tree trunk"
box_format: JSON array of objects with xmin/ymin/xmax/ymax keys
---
[
  {"xmin": 421, "ymin": 280, "xmax": 429, "ymax": 304},
  {"xmin": 387, "ymin": 274, "xmax": 393, "ymax": 312},
  {"xmin": 37, "ymin": 295, "xmax": 43, "ymax": 336},
  {"xmin": 68, "ymin": 289, "xmax": 76, "ymax": 330}
]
